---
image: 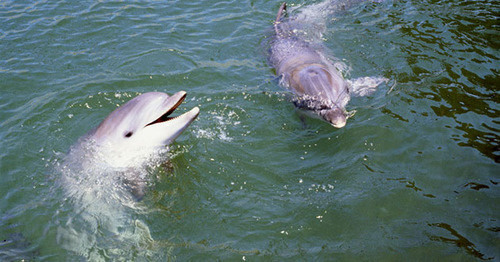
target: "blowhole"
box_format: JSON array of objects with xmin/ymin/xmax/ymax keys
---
[{"xmin": 124, "ymin": 131, "xmax": 133, "ymax": 138}]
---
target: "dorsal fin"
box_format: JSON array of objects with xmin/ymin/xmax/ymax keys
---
[{"xmin": 274, "ymin": 2, "xmax": 287, "ymax": 36}]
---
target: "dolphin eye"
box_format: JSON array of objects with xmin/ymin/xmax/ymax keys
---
[{"xmin": 124, "ymin": 131, "xmax": 133, "ymax": 138}]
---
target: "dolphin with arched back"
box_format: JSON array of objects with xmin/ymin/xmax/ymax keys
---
[{"xmin": 268, "ymin": 2, "xmax": 387, "ymax": 128}]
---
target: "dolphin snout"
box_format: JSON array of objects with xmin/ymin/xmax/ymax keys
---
[
  {"xmin": 320, "ymin": 108, "xmax": 346, "ymax": 128},
  {"xmin": 332, "ymin": 119, "xmax": 346, "ymax": 128}
]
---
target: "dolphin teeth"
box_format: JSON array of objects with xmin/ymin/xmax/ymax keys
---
[{"xmin": 146, "ymin": 93, "xmax": 187, "ymax": 126}]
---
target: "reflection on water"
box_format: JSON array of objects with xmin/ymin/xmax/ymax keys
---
[
  {"xmin": 385, "ymin": 0, "xmax": 499, "ymax": 162},
  {"xmin": 429, "ymin": 223, "xmax": 493, "ymax": 260}
]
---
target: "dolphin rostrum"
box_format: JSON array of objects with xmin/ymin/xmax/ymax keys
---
[{"xmin": 268, "ymin": 2, "xmax": 387, "ymax": 128}]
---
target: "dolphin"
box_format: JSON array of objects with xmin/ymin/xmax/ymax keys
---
[
  {"xmin": 64, "ymin": 91, "xmax": 199, "ymax": 199},
  {"xmin": 55, "ymin": 91, "xmax": 199, "ymax": 257},
  {"xmin": 90, "ymin": 91, "xmax": 199, "ymax": 150},
  {"xmin": 82, "ymin": 91, "xmax": 199, "ymax": 167},
  {"xmin": 268, "ymin": 2, "xmax": 387, "ymax": 128}
]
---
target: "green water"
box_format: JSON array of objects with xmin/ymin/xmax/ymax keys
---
[{"xmin": 1, "ymin": 0, "xmax": 498, "ymax": 260}]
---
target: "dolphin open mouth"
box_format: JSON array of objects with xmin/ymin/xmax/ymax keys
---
[{"xmin": 146, "ymin": 92, "xmax": 187, "ymax": 127}]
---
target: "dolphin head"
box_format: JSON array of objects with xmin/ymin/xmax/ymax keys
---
[
  {"xmin": 90, "ymin": 91, "xmax": 199, "ymax": 152},
  {"xmin": 318, "ymin": 107, "xmax": 346, "ymax": 128},
  {"xmin": 291, "ymin": 64, "xmax": 350, "ymax": 128}
]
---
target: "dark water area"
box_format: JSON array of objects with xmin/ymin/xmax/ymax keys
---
[{"xmin": 0, "ymin": 0, "xmax": 498, "ymax": 260}]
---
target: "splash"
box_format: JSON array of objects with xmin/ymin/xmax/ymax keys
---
[
  {"xmin": 195, "ymin": 111, "xmax": 241, "ymax": 142},
  {"xmin": 54, "ymin": 138, "xmax": 171, "ymax": 259}
]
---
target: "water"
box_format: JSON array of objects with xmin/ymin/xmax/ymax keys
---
[{"xmin": 1, "ymin": 0, "xmax": 498, "ymax": 260}]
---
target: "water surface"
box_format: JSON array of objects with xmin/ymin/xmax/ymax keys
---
[{"xmin": 0, "ymin": 0, "xmax": 498, "ymax": 260}]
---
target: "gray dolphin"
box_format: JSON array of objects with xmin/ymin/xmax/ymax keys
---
[
  {"xmin": 57, "ymin": 91, "xmax": 199, "ymax": 256},
  {"xmin": 84, "ymin": 91, "xmax": 199, "ymax": 167},
  {"xmin": 90, "ymin": 91, "xmax": 198, "ymax": 151},
  {"xmin": 65, "ymin": 91, "xmax": 199, "ymax": 199},
  {"xmin": 268, "ymin": 2, "xmax": 387, "ymax": 128}
]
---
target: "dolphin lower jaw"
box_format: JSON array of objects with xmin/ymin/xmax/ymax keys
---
[
  {"xmin": 126, "ymin": 106, "xmax": 200, "ymax": 151},
  {"xmin": 331, "ymin": 118, "xmax": 346, "ymax": 128},
  {"xmin": 145, "ymin": 106, "xmax": 200, "ymax": 145},
  {"xmin": 141, "ymin": 91, "xmax": 199, "ymax": 144},
  {"xmin": 317, "ymin": 107, "xmax": 347, "ymax": 128},
  {"xmin": 146, "ymin": 92, "xmax": 187, "ymax": 127}
]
